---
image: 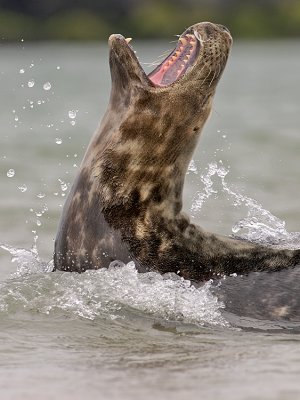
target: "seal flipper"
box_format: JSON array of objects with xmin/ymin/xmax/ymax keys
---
[{"xmin": 124, "ymin": 214, "xmax": 300, "ymax": 282}]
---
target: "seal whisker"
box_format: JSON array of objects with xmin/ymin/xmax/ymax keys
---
[
  {"xmin": 214, "ymin": 61, "xmax": 223, "ymax": 84},
  {"xmin": 208, "ymin": 69, "xmax": 217, "ymax": 88},
  {"xmin": 198, "ymin": 67, "xmax": 212, "ymax": 90},
  {"xmin": 141, "ymin": 61, "xmax": 162, "ymax": 67},
  {"xmin": 142, "ymin": 48, "xmax": 176, "ymax": 70}
]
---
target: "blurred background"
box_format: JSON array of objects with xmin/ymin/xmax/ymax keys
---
[
  {"xmin": 1, "ymin": 4, "xmax": 300, "ymax": 399},
  {"xmin": 0, "ymin": 0, "xmax": 300, "ymax": 41}
]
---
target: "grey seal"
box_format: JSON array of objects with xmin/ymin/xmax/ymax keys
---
[{"xmin": 54, "ymin": 22, "xmax": 300, "ymax": 281}]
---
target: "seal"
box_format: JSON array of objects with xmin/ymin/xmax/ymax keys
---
[{"xmin": 54, "ymin": 22, "xmax": 300, "ymax": 280}]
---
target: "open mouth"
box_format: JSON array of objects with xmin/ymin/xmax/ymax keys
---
[
  {"xmin": 125, "ymin": 32, "xmax": 201, "ymax": 88},
  {"xmin": 147, "ymin": 33, "xmax": 200, "ymax": 87}
]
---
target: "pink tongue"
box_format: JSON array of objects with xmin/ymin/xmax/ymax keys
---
[
  {"xmin": 148, "ymin": 64, "xmax": 182, "ymax": 87},
  {"xmin": 148, "ymin": 65, "xmax": 167, "ymax": 86}
]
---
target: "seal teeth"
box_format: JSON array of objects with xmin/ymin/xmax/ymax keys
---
[
  {"xmin": 180, "ymin": 37, "xmax": 188, "ymax": 46},
  {"xmin": 125, "ymin": 38, "xmax": 132, "ymax": 44}
]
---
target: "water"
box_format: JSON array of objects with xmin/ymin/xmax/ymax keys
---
[{"xmin": 0, "ymin": 40, "xmax": 300, "ymax": 399}]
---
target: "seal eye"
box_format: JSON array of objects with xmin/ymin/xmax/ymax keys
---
[{"xmin": 147, "ymin": 33, "xmax": 200, "ymax": 87}]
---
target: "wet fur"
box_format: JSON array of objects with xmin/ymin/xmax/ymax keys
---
[{"xmin": 54, "ymin": 22, "xmax": 300, "ymax": 282}]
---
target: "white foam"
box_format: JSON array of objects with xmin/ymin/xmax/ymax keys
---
[
  {"xmin": 191, "ymin": 161, "xmax": 300, "ymax": 248},
  {"xmin": 0, "ymin": 246, "xmax": 227, "ymax": 327}
]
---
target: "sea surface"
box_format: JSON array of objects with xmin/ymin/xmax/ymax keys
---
[{"xmin": 0, "ymin": 40, "xmax": 300, "ymax": 400}]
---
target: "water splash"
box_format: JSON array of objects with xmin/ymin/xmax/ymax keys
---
[
  {"xmin": 68, "ymin": 110, "xmax": 77, "ymax": 119},
  {"xmin": 58, "ymin": 178, "xmax": 69, "ymax": 195},
  {"xmin": 187, "ymin": 159, "xmax": 198, "ymax": 174},
  {"xmin": 43, "ymin": 82, "xmax": 51, "ymax": 91},
  {"xmin": 17, "ymin": 184, "xmax": 27, "ymax": 193},
  {"xmin": 6, "ymin": 169, "xmax": 15, "ymax": 178},
  {"xmin": 0, "ymin": 245, "xmax": 227, "ymax": 327},
  {"xmin": 0, "ymin": 234, "xmax": 52, "ymax": 278},
  {"xmin": 191, "ymin": 162, "xmax": 300, "ymax": 247},
  {"xmin": 190, "ymin": 162, "xmax": 219, "ymax": 211}
]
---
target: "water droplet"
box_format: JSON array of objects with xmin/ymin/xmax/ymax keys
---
[
  {"xmin": 231, "ymin": 225, "xmax": 240, "ymax": 234},
  {"xmin": 43, "ymin": 82, "xmax": 51, "ymax": 91},
  {"xmin": 14, "ymin": 116, "xmax": 19, "ymax": 122},
  {"xmin": 19, "ymin": 68, "xmax": 25, "ymax": 74},
  {"xmin": 18, "ymin": 184, "xmax": 27, "ymax": 192},
  {"xmin": 68, "ymin": 110, "xmax": 77, "ymax": 119},
  {"xmin": 222, "ymin": 135, "xmax": 227, "ymax": 139},
  {"xmin": 7, "ymin": 169, "xmax": 15, "ymax": 178},
  {"xmin": 56, "ymin": 66, "xmax": 61, "ymax": 70},
  {"xmin": 28, "ymin": 80, "xmax": 35, "ymax": 88},
  {"xmin": 36, "ymin": 193, "xmax": 45, "ymax": 199},
  {"xmin": 29, "ymin": 63, "xmax": 34, "ymax": 68},
  {"xmin": 55, "ymin": 138, "xmax": 62, "ymax": 145},
  {"xmin": 58, "ymin": 179, "xmax": 68, "ymax": 192},
  {"xmin": 70, "ymin": 120, "xmax": 76, "ymax": 126},
  {"xmin": 36, "ymin": 220, "xmax": 42, "ymax": 227},
  {"xmin": 187, "ymin": 159, "xmax": 198, "ymax": 174},
  {"xmin": 37, "ymin": 100, "xmax": 42, "ymax": 105}
]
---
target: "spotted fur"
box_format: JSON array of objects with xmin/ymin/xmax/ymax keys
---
[{"xmin": 54, "ymin": 22, "xmax": 300, "ymax": 280}]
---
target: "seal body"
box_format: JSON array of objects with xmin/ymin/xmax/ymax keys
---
[{"xmin": 54, "ymin": 22, "xmax": 300, "ymax": 281}]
